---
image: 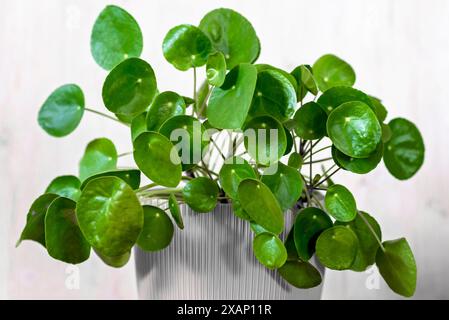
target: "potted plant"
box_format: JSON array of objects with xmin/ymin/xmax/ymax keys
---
[{"xmin": 17, "ymin": 5, "xmax": 424, "ymax": 299}]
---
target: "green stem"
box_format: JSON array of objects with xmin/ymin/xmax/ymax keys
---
[
  {"xmin": 314, "ymin": 167, "xmax": 340, "ymax": 187},
  {"xmin": 303, "ymin": 157, "xmax": 333, "ymax": 165},
  {"xmin": 198, "ymin": 86, "xmax": 212, "ymax": 118},
  {"xmin": 118, "ymin": 151, "xmax": 133, "ymax": 158},
  {"xmin": 136, "ymin": 183, "xmax": 158, "ymax": 193},
  {"xmin": 209, "ymin": 137, "xmax": 226, "ymax": 160},
  {"xmin": 138, "ymin": 187, "xmax": 183, "ymax": 197},
  {"xmin": 300, "ymin": 175, "xmax": 312, "ymax": 207},
  {"xmin": 357, "ymin": 211, "xmax": 385, "ymax": 252},
  {"xmin": 193, "ymin": 67, "xmax": 197, "ymax": 116},
  {"xmin": 85, "ymin": 108, "xmax": 129, "ymax": 126},
  {"xmin": 303, "ymin": 145, "xmax": 332, "ymax": 161}
]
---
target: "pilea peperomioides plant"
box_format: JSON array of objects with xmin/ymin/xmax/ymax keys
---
[{"xmin": 18, "ymin": 5, "xmax": 425, "ymax": 297}]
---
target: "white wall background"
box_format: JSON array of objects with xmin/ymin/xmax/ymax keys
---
[{"xmin": 1, "ymin": 0, "xmax": 448, "ymax": 299}]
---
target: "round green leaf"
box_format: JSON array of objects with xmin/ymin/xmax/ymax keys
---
[
  {"xmin": 255, "ymin": 64, "xmax": 298, "ymax": 91},
  {"xmin": 45, "ymin": 197, "xmax": 91, "ymax": 264},
  {"xmin": 76, "ymin": 176, "xmax": 143, "ymax": 257},
  {"xmin": 324, "ymin": 184, "xmax": 357, "ymax": 222},
  {"xmin": 316, "ymin": 225, "xmax": 358, "ymax": 270},
  {"xmin": 133, "ymin": 131, "xmax": 182, "ymax": 187},
  {"xmin": 284, "ymin": 228, "xmax": 298, "ymax": 261},
  {"xmin": 95, "ymin": 249, "xmax": 131, "ymax": 268},
  {"xmin": 137, "ymin": 205, "xmax": 174, "ymax": 251},
  {"xmin": 243, "ymin": 115, "xmax": 287, "ymax": 165},
  {"xmin": 168, "ymin": 194, "xmax": 184, "ymax": 230},
  {"xmin": 293, "ymin": 207, "xmax": 333, "ymax": 261},
  {"xmin": 238, "ymin": 179, "xmax": 284, "ymax": 235},
  {"xmin": 332, "ymin": 143, "xmax": 383, "ymax": 174},
  {"xmin": 219, "ymin": 156, "xmax": 257, "ymax": 199},
  {"xmin": 369, "ymin": 96, "xmax": 388, "ymax": 122},
  {"xmin": 249, "ymin": 70, "xmax": 297, "ymax": 122},
  {"xmin": 102, "ymin": 58, "xmax": 157, "ymax": 116},
  {"xmin": 336, "ymin": 211, "xmax": 382, "ymax": 271},
  {"xmin": 146, "ymin": 91, "xmax": 186, "ymax": 131},
  {"xmin": 253, "ymin": 232, "xmax": 287, "ymax": 269},
  {"xmin": 159, "ymin": 115, "xmax": 209, "ymax": 170},
  {"xmin": 45, "ymin": 175, "xmax": 81, "ymax": 202},
  {"xmin": 381, "ymin": 123, "xmax": 392, "ymax": 143},
  {"xmin": 317, "ymin": 86, "xmax": 374, "ymax": 115},
  {"xmin": 383, "ymin": 118, "xmax": 425, "ymax": 180},
  {"xmin": 199, "ymin": 8, "xmax": 260, "ymax": 69},
  {"xmin": 312, "ymin": 54, "xmax": 356, "ymax": 92},
  {"xmin": 250, "ymin": 222, "xmax": 270, "ymax": 235},
  {"xmin": 162, "ymin": 24, "xmax": 212, "ymax": 71},
  {"xmin": 79, "ymin": 138, "xmax": 117, "ymax": 181},
  {"xmin": 207, "ymin": 63, "xmax": 257, "ymax": 129},
  {"xmin": 182, "ymin": 177, "xmax": 219, "ymax": 213},
  {"xmin": 231, "ymin": 199, "xmax": 251, "ymax": 221},
  {"xmin": 131, "ymin": 112, "xmax": 147, "ymax": 141},
  {"xmin": 17, "ymin": 193, "xmax": 59, "ymax": 247},
  {"xmin": 327, "ymin": 101, "xmax": 381, "ymax": 158},
  {"xmin": 38, "ymin": 84, "xmax": 84, "ymax": 137},
  {"xmin": 376, "ymin": 238, "xmax": 417, "ymax": 297},
  {"xmin": 261, "ymin": 163, "xmax": 303, "ymax": 211},
  {"xmin": 293, "ymin": 102, "xmax": 327, "ymax": 140},
  {"xmin": 291, "ymin": 65, "xmax": 318, "ymax": 101},
  {"xmin": 90, "ymin": 5, "xmax": 143, "ymax": 70},
  {"xmin": 283, "ymin": 126, "xmax": 294, "ymax": 155},
  {"xmin": 206, "ymin": 52, "xmax": 226, "ymax": 87},
  {"xmin": 278, "ymin": 260, "xmax": 322, "ymax": 289},
  {"xmin": 288, "ymin": 152, "xmax": 303, "ymax": 169},
  {"xmin": 80, "ymin": 169, "xmax": 141, "ymax": 190}
]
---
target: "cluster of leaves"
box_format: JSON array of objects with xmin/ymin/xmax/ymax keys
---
[{"xmin": 18, "ymin": 5, "xmax": 425, "ymax": 297}]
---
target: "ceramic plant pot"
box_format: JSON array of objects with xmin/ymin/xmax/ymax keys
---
[{"xmin": 135, "ymin": 201, "xmax": 324, "ymax": 299}]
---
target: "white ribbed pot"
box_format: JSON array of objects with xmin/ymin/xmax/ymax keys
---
[{"xmin": 134, "ymin": 202, "xmax": 325, "ymax": 300}]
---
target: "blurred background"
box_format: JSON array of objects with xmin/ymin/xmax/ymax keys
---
[{"xmin": 1, "ymin": 0, "xmax": 448, "ymax": 299}]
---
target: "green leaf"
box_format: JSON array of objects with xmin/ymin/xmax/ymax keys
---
[
  {"xmin": 45, "ymin": 197, "xmax": 91, "ymax": 264},
  {"xmin": 376, "ymin": 238, "xmax": 417, "ymax": 297},
  {"xmin": 283, "ymin": 126, "xmax": 294, "ymax": 155},
  {"xmin": 182, "ymin": 96, "xmax": 195, "ymax": 106},
  {"xmin": 293, "ymin": 102, "xmax": 327, "ymax": 140},
  {"xmin": 17, "ymin": 194, "xmax": 59, "ymax": 247},
  {"xmin": 383, "ymin": 118, "xmax": 425, "ymax": 180},
  {"xmin": 336, "ymin": 211, "xmax": 382, "ymax": 271},
  {"xmin": 219, "ymin": 156, "xmax": 257, "ymax": 199},
  {"xmin": 284, "ymin": 228, "xmax": 298, "ymax": 261},
  {"xmin": 38, "ymin": 84, "xmax": 84, "ymax": 137},
  {"xmin": 278, "ymin": 260, "xmax": 322, "ymax": 289},
  {"xmin": 162, "ymin": 24, "xmax": 212, "ymax": 71},
  {"xmin": 369, "ymin": 96, "xmax": 388, "ymax": 122},
  {"xmin": 207, "ymin": 63, "xmax": 257, "ymax": 129},
  {"xmin": 199, "ymin": 8, "xmax": 260, "ymax": 69},
  {"xmin": 159, "ymin": 115, "xmax": 209, "ymax": 170},
  {"xmin": 327, "ymin": 101, "xmax": 381, "ymax": 158},
  {"xmin": 146, "ymin": 91, "xmax": 186, "ymax": 131},
  {"xmin": 102, "ymin": 58, "xmax": 157, "ymax": 117},
  {"xmin": 133, "ymin": 131, "xmax": 182, "ymax": 187},
  {"xmin": 231, "ymin": 199, "xmax": 251, "ymax": 221},
  {"xmin": 250, "ymin": 222, "xmax": 270, "ymax": 235},
  {"xmin": 80, "ymin": 169, "xmax": 141, "ymax": 190},
  {"xmin": 261, "ymin": 163, "xmax": 303, "ymax": 211},
  {"xmin": 76, "ymin": 176, "xmax": 143, "ymax": 257},
  {"xmin": 381, "ymin": 123, "xmax": 392, "ymax": 143},
  {"xmin": 332, "ymin": 143, "xmax": 383, "ymax": 174},
  {"xmin": 238, "ymin": 179, "xmax": 284, "ymax": 235},
  {"xmin": 312, "ymin": 54, "xmax": 356, "ymax": 92},
  {"xmin": 324, "ymin": 184, "xmax": 357, "ymax": 222},
  {"xmin": 90, "ymin": 5, "xmax": 143, "ymax": 70},
  {"xmin": 291, "ymin": 65, "xmax": 318, "ymax": 101},
  {"xmin": 79, "ymin": 138, "xmax": 117, "ymax": 181},
  {"xmin": 45, "ymin": 175, "xmax": 81, "ymax": 202},
  {"xmin": 137, "ymin": 205, "xmax": 174, "ymax": 251},
  {"xmin": 168, "ymin": 194, "xmax": 184, "ymax": 229},
  {"xmin": 288, "ymin": 152, "xmax": 303, "ymax": 169},
  {"xmin": 182, "ymin": 177, "xmax": 219, "ymax": 213},
  {"xmin": 255, "ymin": 64, "xmax": 298, "ymax": 91},
  {"xmin": 130, "ymin": 112, "xmax": 147, "ymax": 141},
  {"xmin": 317, "ymin": 86, "xmax": 374, "ymax": 115},
  {"xmin": 316, "ymin": 225, "xmax": 358, "ymax": 270},
  {"xmin": 253, "ymin": 232, "xmax": 287, "ymax": 269},
  {"xmin": 95, "ymin": 249, "xmax": 131, "ymax": 268},
  {"xmin": 206, "ymin": 52, "xmax": 226, "ymax": 87},
  {"xmin": 249, "ymin": 70, "xmax": 297, "ymax": 122},
  {"xmin": 293, "ymin": 207, "xmax": 333, "ymax": 261},
  {"xmin": 243, "ymin": 115, "xmax": 287, "ymax": 165}
]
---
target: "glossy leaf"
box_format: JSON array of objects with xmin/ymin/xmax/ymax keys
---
[
  {"xmin": 283, "ymin": 126, "xmax": 294, "ymax": 155},
  {"xmin": 253, "ymin": 232, "xmax": 287, "ymax": 269},
  {"xmin": 199, "ymin": 8, "xmax": 260, "ymax": 69},
  {"xmin": 95, "ymin": 249, "xmax": 130, "ymax": 268},
  {"xmin": 137, "ymin": 205, "xmax": 174, "ymax": 251},
  {"xmin": 206, "ymin": 51, "xmax": 226, "ymax": 87},
  {"xmin": 313, "ymin": 54, "xmax": 356, "ymax": 91},
  {"xmin": 332, "ymin": 143, "xmax": 383, "ymax": 174},
  {"xmin": 255, "ymin": 64, "xmax": 298, "ymax": 91},
  {"xmin": 182, "ymin": 177, "xmax": 219, "ymax": 213},
  {"xmin": 288, "ymin": 152, "xmax": 303, "ymax": 169},
  {"xmin": 238, "ymin": 179, "xmax": 284, "ymax": 235},
  {"xmin": 133, "ymin": 131, "xmax": 182, "ymax": 187},
  {"xmin": 219, "ymin": 156, "xmax": 257, "ymax": 199},
  {"xmin": 316, "ymin": 225, "xmax": 358, "ymax": 270},
  {"xmin": 90, "ymin": 5, "xmax": 143, "ymax": 70},
  {"xmin": 293, "ymin": 102, "xmax": 327, "ymax": 140},
  {"xmin": 80, "ymin": 169, "xmax": 141, "ymax": 190},
  {"xmin": 45, "ymin": 175, "xmax": 81, "ymax": 202},
  {"xmin": 76, "ymin": 176, "xmax": 143, "ymax": 257},
  {"xmin": 376, "ymin": 238, "xmax": 417, "ymax": 297},
  {"xmin": 250, "ymin": 222, "xmax": 270, "ymax": 235},
  {"xmin": 317, "ymin": 86, "xmax": 374, "ymax": 115},
  {"xmin": 45, "ymin": 197, "xmax": 90, "ymax": 264},
  {"xmin": 131, "ymin": 112, "xmax": 147, "ymax": 141},
  {"xmin": 38, "ymin": 84, "xmax": 84, "ymax": 137},
  {"xmin": 207, "ymin": 63, "xmax": 257, "ymax": 129},
  {"xmin": 327, "ymin": 101, "xmax": 381, "ymax": 158},
  {"xmin": 168, "ymin": 194, "xmax": 184, "ymax": 229},
  {"xmin": 102, "ymin": 58, "xmax": 157, "ymax": 116},
  {"xmin": 232, "ymin": 199, "xmax": 251, "ymax": 221},
  {"xmin": 278, "ymin": 260, "xmax": 322, "ymax": 289},
  {"xmin": 291, "ymin": 65, "xmax": 318, "ymax": 101},
  {"xmin": 146, "ymin": 91, "xmax": 186, "ymax": 131},
  {"xmin": 293, "ymin": 207, "xmax": 333, "ymax": 261},
  {"xmin": 369, "ymin": 96, "xmax": 388, "ymax": 122},
  {"xmin": 324, "ymin": 184, "xmax": 357, "ymax": 222},
  {"xmin": 381, "ymin": 123, "xmax": 392, "ymax": 143},
  {"xmin": 284, "ymin": 228, "xmax": 298, "ymax": 261},
  {"xmin": 383, "ymin": 118, "xmax": 425, "ymax": 180},
  {"xmin": 162, "ymin": 24, "xmax": 212, "ymax": 71},
  {"xmin": 79, "ymin": 138, "xmax": 117, "ymax": 181}
]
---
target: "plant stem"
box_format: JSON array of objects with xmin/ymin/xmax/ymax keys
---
[
  {"xmin": 303, "ymin": 145, "xmax": 332, "ymax": 161},
  {"xmin": 193, "ymin": 67, "xmax": 197, "ymax": 116},
  {"xmin": 138, "ymin": 187, "xmax": 183, "ymax": 197},
  {"xmin": 198, "ymin": 86, "xmax": 212, "ymax": 118},
  {"xmin": 303, "ymin": 157, "xmax": 333, "ymax": 165},
  {"xmin": 357, "ymin": 211, "xmax": 385, "ymax": 252},
  {"xmin": 85, "ymin": 108, "xmax": 129, "ymax": 126},
  {"xmin": 118, "ymin": 151, "xmax": 133, "ymax": 158},
  {"xmin": 314, "ymin": 167, "xmax": 340, "ymax": 187},
  {"xmin": 136, "ymin": 183, "xmax": 158, "ymax": 193},
  {"xmin": 209, "ymin": 137, "xmax": 226, "ymax": 160},
  {"xmin": 309, "ymin": 144, "xmax": 313, "ymax": 186},
  {"xmin": 300, "ymin": 175, "xmax": 312, "ymax": 207}
]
